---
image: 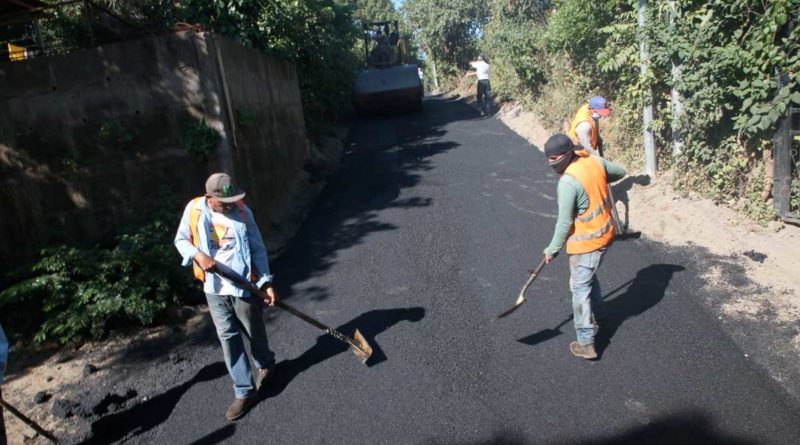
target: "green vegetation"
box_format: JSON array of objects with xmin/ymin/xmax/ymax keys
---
[
  {"xmin": 185, "ymin": 118, "xmax": 220, "ymax": 161},
  {"xmin": 0, "ymin": 213, "xmax": 192, "ymax": 345},
  {"xmin": 353, "ymin": 0, "xmax": 398, "ymax": 22},
  {"xmin": 403, "ymin": 0, "xmax": 489, "ymax": 90},
  {"xmin": 406, "ymin": 0, "xmax": 799, "ymax": 223},
  {"xmin": 99, "ymin": 121, "xmax": 136, "ymax": 147}
]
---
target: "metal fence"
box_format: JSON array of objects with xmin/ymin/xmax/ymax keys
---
[
  {"xmin": 773, "ymin": 106, "xmax": 800, "ymax": 225},
  {"xmin": 0, "ymin": 1, "xmax": 147, "ymax": 62}
]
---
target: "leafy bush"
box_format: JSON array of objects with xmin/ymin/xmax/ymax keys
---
[
  {"xmin": 532, "ymin": 55, "xmax": 594, "ymax": 133},
  {"xmin": 0, "ymin": 216, "xmax": 192, "ymax": 345},
  {"xmin": 185, "ymin": 118, "xmax": 220, "ymax": 161},
  {"xmin": 481, "ymin": 16, "xmax": 546, "ymax": 102}
]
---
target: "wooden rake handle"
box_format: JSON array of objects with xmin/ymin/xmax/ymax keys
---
[
  {"xmin": 205, "ymin": 265, "xmax": 370, "ymax": 358},
  {"xmin": 0, "ymin": 397, "xmax": 60, "ymax": 444}
]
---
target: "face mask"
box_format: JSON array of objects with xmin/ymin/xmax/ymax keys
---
[{"xmin": 549, "ymin": 151, "xmax": 576, "ymax": 174}]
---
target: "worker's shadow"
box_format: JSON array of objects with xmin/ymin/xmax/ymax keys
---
[
  {"xmin": 79, "ymin": 362, "xmax": 228, "ymax": 445},
  {"xmin": 518, "ymin": 264, "xmax": 684, "ymax": 359},
  {"xmin": 260, "ymin": 307, "xmax": 425, "ymax": 399},
  {"xmin": 611, "ymin": 174, "xmax": 651, "ymax": 230}
]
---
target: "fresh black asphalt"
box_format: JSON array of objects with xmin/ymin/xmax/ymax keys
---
[{"xmin": 84, "ymin": 97, "xmax": 800, "ymax": 444}]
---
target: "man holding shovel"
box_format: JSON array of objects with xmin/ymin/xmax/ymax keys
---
[
  {"xmin": 568, "ymin": 95, "xmax": 626, "ymax": 235},
  {"xmin": 175, "ymin": 173, "xmax": 277, "ymax": 421},
  {"xmin": 542, "ymin": 134, "xmax": 626, "ymax": 360},
  {"xmin": 568, "ymin": 96, "xmax": 611, "ymax": 156}
]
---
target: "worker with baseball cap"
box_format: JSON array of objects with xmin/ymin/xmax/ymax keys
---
[
  {"xmin": 174, "ymin": 173, "xmax": 277, "ymax": 421},
  {"xmin": 568, "ymin": 96, "xmax": 611, "ymax": 155},
  {"xmin": 542, "ymin": 134, "xmax": 626, "ymax": 360}
]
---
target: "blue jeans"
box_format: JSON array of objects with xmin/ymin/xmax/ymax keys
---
[
  {"xmin": 206, "ymin": 293, "xmax": 276, "ymax": 399},
  {"xmin": 569, "ymin": 248, "xmax": 607, "ymax": 346}
]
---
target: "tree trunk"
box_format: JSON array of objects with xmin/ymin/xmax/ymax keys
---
[
  {"xmin": 430, "ymin": 53, "xmax": 440, "ymax": 92},
  {"xmin": 638, "ymin": 0, "xmax": 657, "ymax": 177},
  {"xmin": 669, "ymin": 0, "xmax": 684, "ymax": 158}
]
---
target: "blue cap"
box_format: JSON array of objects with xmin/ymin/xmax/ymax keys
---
[{"xmin": 589, "ymin": 96, "xmax": 611, "ymax": 116}]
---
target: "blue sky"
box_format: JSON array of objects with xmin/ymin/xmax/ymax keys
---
[{"xmin": 392, "ymin": 0, "xmax": 405, "ymax": 8}]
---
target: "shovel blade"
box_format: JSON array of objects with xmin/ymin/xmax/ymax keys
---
[
  {"xmin": 615, "ymin": 231, "xmax": 641, "ymax": 241},
  {"xmin": 495, "ymin": 299, "xmax": 526, "ymax": 320},
  {"xmin": 349, "ymin": 329, "xmax": 373, "ymax": 364}
]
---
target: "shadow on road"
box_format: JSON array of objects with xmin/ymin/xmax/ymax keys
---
[
  {"xmin": 273, "ymin": 98, "xmax": 470, "ymax": 306},
  {"xmin": 428, "ymin": 411, "xmax": 755, "ymax": 444},
  {"xmin": 611, "ymin": 174, "xmax": 651, "ymax": 230},
  {"xmin": 518, "ymin": 264, "xmax": 684, "ymax": 357},
  {"xmin": 78, "ymin": 362, "xmax": 227, "ymax": 445},
  {"xmin": 517, "ymin": 316, "xmax": 572, "ymax": 346},
  {"xmin": 260, "ymin": 307, "xmax": 425, "ymax": 399},
  {"xmin": 78, "ymin": 307, "xmax": 424, "ymax": 444},
  {"xmin": 186, "ymin": 424, "xmax": 236, "ymax": 445},
  {"xmin": 594, "ymin": 264, "xmax": 684, "ymax": 357}
]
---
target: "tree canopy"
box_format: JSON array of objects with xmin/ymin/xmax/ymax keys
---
[
  {"xmin": 403, "ymin": 0, "xmax": 488, "ymax": 72},
  {"xmin": 352, "ymin": 0, "xmax": 398, "ymax": 22}
]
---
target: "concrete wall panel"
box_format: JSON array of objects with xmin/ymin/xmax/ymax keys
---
[{"xmin": 0, "ymin": 31, "xmax": 307, "ymax": 268}]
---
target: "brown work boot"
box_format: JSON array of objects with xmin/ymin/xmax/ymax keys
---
[
  {"xmin": 255, "ymin": 366, "xmax": 275, "ymax": 391},
  {"xmin": 570, "ymin": 341, "xmax": 598, "ymax": 360},
  {"xmin": 225, "ymin": 397, "xmax": 256, "ymax": 421}
]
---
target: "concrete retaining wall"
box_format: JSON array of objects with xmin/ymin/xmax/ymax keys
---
[{"xmin": 0, "ymin": 31, "xmax": 308, "ymax": 269}]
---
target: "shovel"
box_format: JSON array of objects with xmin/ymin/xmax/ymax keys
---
[
  {"xmin": 207, "ymin": 266, "xmax": 373, "ymax": 363},
  {"xmin": 597, "ymin": 142, "xmax": 641, "ymax": 241},
  {"xmin": 0, "ymin": 397, "xmax": 60, "ymax": 444},
  {"xmin": 495, "ymin": 258, "xmax": 546, "ymax": 320}
]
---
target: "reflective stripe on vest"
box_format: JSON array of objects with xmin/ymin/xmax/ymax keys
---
[
  {"xmin": 568, "ymin": 104, "xmax": 598, "ymax": 149},
  {"xmin": 576, "ymin": 195, "xmax": 614, "ymax": 223},
  {"xmin": 188, "ymin": 197, "xmax": 247, "ymax": 282},
  {"xmin": 564, "ymin": 153, "xmax": 614, "ymax": 254}
]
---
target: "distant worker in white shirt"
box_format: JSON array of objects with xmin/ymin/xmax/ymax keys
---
[{"xmin": 468, "ymin": 55, "xmax": 492, "ymax": 116}]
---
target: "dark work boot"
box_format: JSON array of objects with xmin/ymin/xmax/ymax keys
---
[{"xmin": 225, "ymin": 397, "xmax": 256, "ymax": 421}]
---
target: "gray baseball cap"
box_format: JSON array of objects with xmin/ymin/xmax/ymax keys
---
[{"xmin": 205, "ymin": 173, "xmax": 245, "ymax": 203}]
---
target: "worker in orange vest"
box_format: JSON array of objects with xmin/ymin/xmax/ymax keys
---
[
  {"xmin": 568, "ymin": 96, "xmax": 611, "ymax": 156},
  {"xmin": 542, "ymin": 134, "xmax": 626, "ymax": 360},
  {"xmin": 174, "ymin": 173, "xmax": 277, "ymax": 421}
]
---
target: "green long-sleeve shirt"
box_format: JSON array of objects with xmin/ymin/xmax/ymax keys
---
[{"xmin": 544, "ymin": 157, "xmax": 626, "ymax": 257}]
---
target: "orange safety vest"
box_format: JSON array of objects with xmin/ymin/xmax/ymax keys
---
[
  {"xmin": 564, "ymin": 152, "xmax": 615, "ymax": 254},
  {"xmin": 568, "ymin": 104, "xmax": 598, "ymax": 150},
  {"xmin": 187, "ymin": 196, "xmax": 247, "ymax": 282}
]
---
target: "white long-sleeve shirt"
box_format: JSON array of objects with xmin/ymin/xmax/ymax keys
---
[
  {"xmin": 469, "ymin": 61, "xmax": 490, "ymax": 80},
  {"xmin": 575, "ymin": 121, "xmax": 599, "ymax": 155}
]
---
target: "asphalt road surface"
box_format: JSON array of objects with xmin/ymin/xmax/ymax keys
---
[{"xmin": 83, "ymin": 97, "xmax": 800, "ymax": 444}]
